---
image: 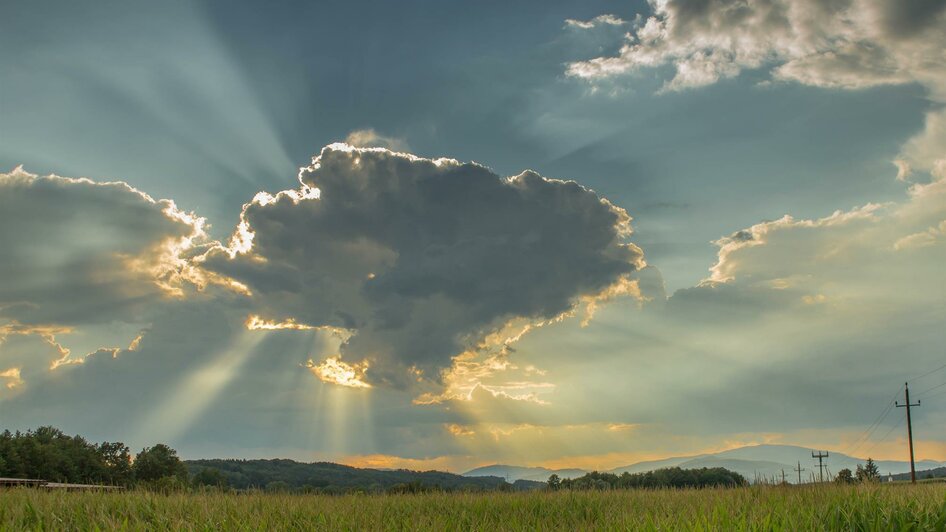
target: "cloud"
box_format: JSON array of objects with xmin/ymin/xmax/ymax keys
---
[
  {"xmin": 894, "ymin": 220, "xmax": 946, "ymax": 250},
  {"xmin": 705, "ymin": 204, "xmax": 887, "ymax": 285},
  {"xmin": 343, "ymin": 128, "xmax": 410, "ymax": 152},
  {"xmin": 0, "ymin": 327, "xmax": 70, "ymax": 397},
  {"xmin": 486, "ymin": 167, "xmax": 946, "ymax": 445},
  {"xmin": 567, "ymin": 0, "xmax": 944, "ymax": 91},
  {"xmin": 446, "ymin": 423, "xmax": 475, "ymax": 437},
  {"xmin": 565, "ymin": 14, "xmax": 627, "ymax": 30},
  {"xmin": 703, "ymin": 179, "xmax": 946, "ymax": 292},
  {"xmin": 635, "ymin": 177, "xmax": 946, "ymax": 434},
  {"xmin": 607, "ymin": 423, "xmax": 638, "ymax": 432},
  {"xmin": 567, "ymin": 0, "xmax": 946, "ymax": 178},
  {"xmin": 304, "ymin": 356, "xmax": 372, "ymax": 389},
  {"xmin": 0, "ymin": 166, "xmax": 208, "ymax": 325},
  {"xmin": 0, "ymin": 367, "xmax": 22, "ymax": 390},
  {"xmin": 0, "ymin": 144, "xmax": 648, "ymax": 460},
  {"xmin": 204, "ymin": 144, "xmax": 644, "ymax": 389},
  {"xmin": 0, "ymin": 166, "xmax": 218, "ymax": 391}
]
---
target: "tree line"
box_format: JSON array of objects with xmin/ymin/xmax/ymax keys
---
[
  {"xmin": 547, "ymin": 467, "xmax": 748, "ymax": 490},
  {"xmin": 0, "ymin": 427, "xmax": 186, "ymax": 488},
  {"xmin": 0, "ymin": 426, "xmax": 538, "ymax": 493},
  {"xmin": 183, "ymin": 458, "xmax": 535, "ymax": 494}
]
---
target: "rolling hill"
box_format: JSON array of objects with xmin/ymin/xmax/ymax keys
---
[
  {"xmin": 610, "ymin": 445, "xmax": 945, "ymax": 483},
  {"xmin": 465, "ymin": 444, "xmax": 946, "ymax": 483},
  {"xmin": 185, "ymin": 459, "xmax": 518, "ymax": 491}
]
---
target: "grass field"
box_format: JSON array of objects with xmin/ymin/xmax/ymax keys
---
[{"xmin": 3, "ymin": 484, "xmax": 946, "ymax": 530}]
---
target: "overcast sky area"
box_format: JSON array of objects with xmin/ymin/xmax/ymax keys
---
[{"xmin": 2, "ymin": 0, "xmax": 946, "ymax": 472}]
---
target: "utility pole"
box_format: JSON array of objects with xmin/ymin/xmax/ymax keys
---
[
  {"xmin": 780, "ymin": 469, "xmax": 787, "ymax": 484},
  {"xmin": 896, "ymin": 382, "xmax": 921, "ymax": 484},
  {"xmin": 795, "ymin": 461, "xmax": 805, "ymax": 484},
  {"xmin": 812, "ymin": 451, "xmax": 829, "ymax": 483}
]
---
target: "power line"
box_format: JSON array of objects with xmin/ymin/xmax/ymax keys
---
[
  {"xmin": 862, "ymin": 416, "xmax": 905, "ymax": 458},
  {"xmin": 911, "ymin": 362, "xmax": 946, "ymax": 382},
  {"xmin": 844, "ymin": 401, "xmax": 896, "ymax": 457},
  {"xmin": 841, "ymin": 385, "xmax": 903, "ymax": 457},
  {"xmin": 914, "ymin": 380, "xmax": 946, "ymax": 398},
  {"xmin": 918, "ymin": 387, "xmax": 946, "ymax": 401}
]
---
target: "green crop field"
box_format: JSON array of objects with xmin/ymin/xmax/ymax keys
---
[{"xmin": 3, "ymin": 484, "xmax": 946, "ymax": 530}]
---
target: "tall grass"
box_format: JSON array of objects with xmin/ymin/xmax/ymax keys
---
[{"xmin": 3, "ymin": 484, "xmax": 946, "ymax": 530}]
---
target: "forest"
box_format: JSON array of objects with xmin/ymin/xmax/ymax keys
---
[
  {"xmin": 183, "ymin": 458, "xmax": 533, "ymax": 493},
  {"xmin": 0, "ymin": 426, "xmax": 528, "ymax": 492},
  {"xmin": 549, "ymin": 467, "xmax": 748, "ymax": 490},
  {"xmin": 0, "ymin": 427, "xmax": 185, "ymax": 487}
]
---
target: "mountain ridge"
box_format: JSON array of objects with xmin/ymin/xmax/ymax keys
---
[{"xmin": 462, "ymin": 444, "xmax": 946, "ymax": 483}]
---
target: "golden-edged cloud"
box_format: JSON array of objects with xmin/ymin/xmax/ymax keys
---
[
  {"xmin": 305, "ymin": 356, "xmax": 372, "ymax": 389},
  {"xmin": 203, "ymin": 144, "xmax": 645, "ymax": 392}
]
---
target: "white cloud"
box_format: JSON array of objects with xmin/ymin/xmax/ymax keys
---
[
  {"xmin": 343, "ymin": 128, "xmax": 410, "ymax": 152},
  {"xmin": 567, "ymin": 0, "xmax": 946, "ymax": 177},
  {"xmin": 565, "ymin": 14, "xmax": 627, "ymax": 30}
]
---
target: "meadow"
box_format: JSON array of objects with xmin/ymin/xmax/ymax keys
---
[{"xmin": 3, "ymin": 483, "xmax": 946, "ymax": 530}]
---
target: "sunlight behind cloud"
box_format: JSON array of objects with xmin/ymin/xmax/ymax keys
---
[{"xmin": 305, "ymin": 356, "xmax": 372, "ymax": 389}]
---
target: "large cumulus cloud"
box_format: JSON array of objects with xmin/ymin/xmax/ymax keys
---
[
  {"xmin": 204, "ymin": 144, "xmax": 644, "ymax": 387},
  {"xmin": 567, "ymin": 0, "xmax": 946, "ymax": 179}
]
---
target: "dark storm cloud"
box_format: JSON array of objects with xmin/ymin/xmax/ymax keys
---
[
  {"xmin": 878, "ymin": 0, "xmax": 946, "ymax": 38},
  {"xmin": 204, "ymin": 144, "xmax": 644, "ymax": 386}
]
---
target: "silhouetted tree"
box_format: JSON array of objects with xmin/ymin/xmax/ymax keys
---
[
  {"xmin": 98, "ymin": 441, "xmax": 133, "ymax": 485},
  {"xmin": 856, "ymin": 458, "xmax": 880, "ymax": 483},
  {"xmin": 835, "ymin": 468, "xmax": 854, "ymax": 484},
  {"xmin": 133, "ymin": 444, "xmax": 187, "ymax": 483},
  {"xmin": 547, "ymin": 474, "xmax": 561, "ymax": 490}
]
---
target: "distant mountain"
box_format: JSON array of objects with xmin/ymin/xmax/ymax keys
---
[
  {"xmin": 463, "ymin": 465, "xmax": 587, "ymax": 483},
  {"xmin": 609, "ymin": 445, "xmax": 946, "ymax": 483},
  {"xmin": 185, "ymin": 459, "xmax": 512, "ymax": 492}
]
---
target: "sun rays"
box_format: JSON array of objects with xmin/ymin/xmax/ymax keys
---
[{"xmin": 135, "ymin": 329, "xmax": 268, "ymax": 444}]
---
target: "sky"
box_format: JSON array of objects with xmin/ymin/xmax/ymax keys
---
[{"xmin": 2, "ymin": 0, "xmax": 946, "ymax": 472}]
